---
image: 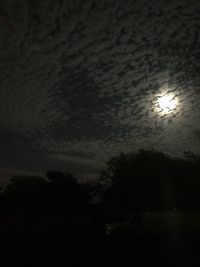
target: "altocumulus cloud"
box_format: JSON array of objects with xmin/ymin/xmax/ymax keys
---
[{"xmin": 0, "ymin": 0, "xmax": 200, "ymax": 181}]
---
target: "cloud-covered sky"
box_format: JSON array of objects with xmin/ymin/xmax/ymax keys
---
[{"xmin": 0, "ymin": 0, "xmax": 200, "ymax": 183}]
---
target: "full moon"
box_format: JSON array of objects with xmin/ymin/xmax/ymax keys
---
[{"xmin": 155, "ymin": 93, "xmax": 178, "ymax": 114}]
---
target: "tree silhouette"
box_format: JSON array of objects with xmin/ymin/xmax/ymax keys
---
[
  {"xmin": 45, "ymin": 170, "xmax": 89, "ymax": 212},
  {"xmin": 2, "ymin": 175, "xmax": 47, "ymax": 213},
  {"xmin": 1, "ymin": 170, "xmax": 90, "ymax": 214},
  {"xmin": 101, "ymin": 149, "xmax": 200, "ymax": 218}
]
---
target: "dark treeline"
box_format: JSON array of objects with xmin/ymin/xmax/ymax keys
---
[
  {"xmin": 0, "ymin": 170, "xmax": 90, "ymax": 215},
  {"xmin": 100, "ymin": 150, "xmax": 200, "ymax": 221},
  {"xmin": 0, "ymin": 149, "xmax": 199, "ymax": 240}
]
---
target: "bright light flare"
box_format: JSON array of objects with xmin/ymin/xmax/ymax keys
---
[{"xmin": 156, "ymin": 93, "xmax": 178, "ymax": 114}]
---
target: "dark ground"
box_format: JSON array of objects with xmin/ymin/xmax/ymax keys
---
[{"xmin": 1, "ymin": 235, "xmax": 200, "ymax": 267}]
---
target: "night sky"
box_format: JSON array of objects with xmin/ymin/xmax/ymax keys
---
[{"xmin": 0, "ymin": 0, "xmax": 200, "ymax": 184}]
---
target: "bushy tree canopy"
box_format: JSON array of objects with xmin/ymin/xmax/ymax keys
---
[
  {"xmin": 101, "ymin": 150, "xmax": 200, "ymax": 216},
  {"xmin": 1, "ymin": 170, "xmax": 89, "ymax": 214}
]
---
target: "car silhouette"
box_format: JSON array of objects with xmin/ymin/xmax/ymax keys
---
[{"xmin": 105, "ymin": 209, "xmax": 200, "ymax": 241}]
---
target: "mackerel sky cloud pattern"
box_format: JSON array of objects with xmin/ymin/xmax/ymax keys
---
[{"xmin": 0, "ymin": 0, "xmax": 200, "ymax": 181}]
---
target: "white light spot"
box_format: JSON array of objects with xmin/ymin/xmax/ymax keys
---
[
  {"xmin": 153, "ymin": 91, "xmax": 178, "ymax": 116},
  {"xmin": 157, "ymin": 94, "xmax": 177, "ymax": 112}
]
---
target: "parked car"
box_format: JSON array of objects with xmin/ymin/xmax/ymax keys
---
[{"xmin": 105, "ymin": 209, "xmax": 200, "ymax": 240}]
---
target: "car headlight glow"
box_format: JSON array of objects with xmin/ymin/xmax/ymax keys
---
[{"xmin": 106, "ymin": 225, "xmax": 111, "ymax": 234}]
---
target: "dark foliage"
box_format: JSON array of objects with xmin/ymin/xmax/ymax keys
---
[
  {"xmin": 1, "ymin": 175, "xmax": 47, "ymax": 214},
  {"xmin": 101, "ymin": 150, "xmax": 200, "ymax": 218},
  {"xmin": 0, "ymin": 170, "xmax": 89, "ymax": 214},
  {"xmin": 45, "ymin": 170, "xmax": 89, "ymax": 212},
  {"xmin": 0, "ymin": 150, "xmax": 200, "ymax": 228}
]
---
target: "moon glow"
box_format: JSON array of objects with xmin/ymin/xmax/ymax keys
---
[{"xmin": 155, "ymin": 93, "xmax": 178, "ymax": 115}]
